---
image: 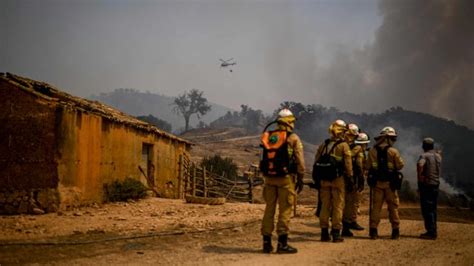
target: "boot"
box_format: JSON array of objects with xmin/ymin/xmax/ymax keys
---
[
  {"xmin": 391, "ymin": 228, "xmax": 400, "ymax": 240},
  {"xmin": 369, "ymin": 228, "xmax": 378, "ymax": 240},
  {"xmin": 276, "ymin": 234, "xmax": 298, "ymax": 254},
  {"xmin": 263, "ymin": 235, "xmax": 273, "ymax": 253},
  {"xmin": 331, "ymin": 229, "xmax": 344, "ymax": 243},
  {"xmin": 342, "ymin": 222, "xmax": 354, "ymax": 237},
  {"xmin": 419, "ymin": 232, "xmax": 437, "ymax": 240},
  {"xmin": 321, "ymin": 228, "xmax": 331, "ymax": 242},
  {"xmin": 349, "ymin": 221, "xmax": 365, "ymax": 231}
]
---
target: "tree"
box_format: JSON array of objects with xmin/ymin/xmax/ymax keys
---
[
  {"xmin": 136, "ymin": 114, "xmax": 172, "ymax": 132},
  {"xmin": 172, "ymin": 89, "xmax": 211, "ymax": 132}
]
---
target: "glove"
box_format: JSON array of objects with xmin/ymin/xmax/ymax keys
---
[
  {"xmin": 296, "ymin": 178, "xmax": 304, "ymax": 194},
  {"xmin": 357, "ymin": 176, "xmax": 364, "ymax": 192}
]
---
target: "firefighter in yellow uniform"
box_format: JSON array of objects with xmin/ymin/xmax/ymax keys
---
[
  {"xmin": 261, "ymin": 109, "xmax": 305, "ymax": 254},
  {"xmin": 313, "ymin": 120, "xmax": 353, "ymax": 242},
  {"xmin": 367, "ymin": 126, "xmax": 404, "ymax": 239},
  {"xmin": 342, "ymin": 124, "xmax": 366, "ymax": 237}
]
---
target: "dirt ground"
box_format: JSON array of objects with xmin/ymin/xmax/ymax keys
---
[
  {"xmin": 1, "ymin": 197, "xmax": 473, "ymax": 265},
  {"xmin": 2, "ymin": 127, "xmax": 472, "ymax": 265}
]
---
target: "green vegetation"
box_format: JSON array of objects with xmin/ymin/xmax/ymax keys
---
[
  {"xmin": 104, "ymin": 178, "xmax": 148, "ymax": 202},
  {"xmin": 210, "ymin": 104, "xmax": 269, "ymax": 134},
  {"xmin": 201, "ymin": 155, "xmax": 238, "ymax": 180},
  {"xmin": 136, "ymin": 114, "xmax": 172, "ymax": 132}
]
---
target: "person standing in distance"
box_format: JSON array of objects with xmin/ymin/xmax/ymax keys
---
[{"xmin": 417, "ymin": 137, "xmax": 441, "ymax": 240}]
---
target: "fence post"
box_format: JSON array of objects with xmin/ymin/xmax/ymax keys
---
[
  {"xmin": 203, "ymin": 166, "xmax": 208, "ymax": 197},
  {"xmin": 178, "ymin": 154, "xmax": 184, "ymax": 199},
  {"xmin": 248, "ymin": 174, "xmax": 253, "ymax": 203},
  {"xmin": 192, "ymin": 163, "xmax": 197, "ymax": 197}
]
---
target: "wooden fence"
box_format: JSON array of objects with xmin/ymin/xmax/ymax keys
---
[{"xmin": 179, "ymin": 155, "xmax": 263, "ymax": 203}]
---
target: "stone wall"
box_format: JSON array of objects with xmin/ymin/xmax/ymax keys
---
[
  {"xmin": 0, "ymin": 189, "xmax": 59, "ymax": 215},
  {"xmin": 0, "ymin": 79, "xmax": 59, "ymax": 190}
]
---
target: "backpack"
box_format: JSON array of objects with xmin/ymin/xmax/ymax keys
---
[
  {"xmin": 313, "ymin": 139, "xmax": 343, "ymax": 182},
  {"xmin": 375, "ymin": 145, "xmax": 391, "ymax": 181},
  {"xmin": 372, "ymin": 145, "xmax": 403, "ymax": 190},
  {"xmin": 259, "ymin": 122, "xmax": 294, "ymax": 177}
]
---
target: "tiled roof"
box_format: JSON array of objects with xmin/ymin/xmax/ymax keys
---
[{"xmin": 1, "ymin": 73, "xmax": 192, "ymax": 145}]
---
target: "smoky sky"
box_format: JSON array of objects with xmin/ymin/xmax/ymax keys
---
[{"xmin": 1, "ymin": 0, "xmax": 473, "ymax": 128}]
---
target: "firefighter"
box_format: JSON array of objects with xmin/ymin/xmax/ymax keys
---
[
  {"xmin": 367, "ymin": 127, "xmax": 404, "ymax": 240},
  {"xmin": 342, "ymin": 124, "xmax": 366, "ymax": 237},
  {"xmin": 313, "ymin": 120, "xmax": 353, "ymax": 242},
  {"xmin": 260, "ymin": 108, "xmax": 305, "ymax": 254}
]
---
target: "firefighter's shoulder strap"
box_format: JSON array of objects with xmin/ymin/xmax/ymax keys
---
[{"xmin": 322, "ymin": 138, "xmax": 342, "ymax": 157}]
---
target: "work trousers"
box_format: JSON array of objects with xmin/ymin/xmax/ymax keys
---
[
  {"xmin": 261, "ymin": 175, "xmax": 295, "ymax": 236},
  {"xmin": 343, "ymin": 189, "xmax": 360, "ymax": 224},
  {"xmin": 319, "ymin": 176, "xmax": 345, "ymax": 230},
  {"xmin": 369, "ymin": 181, "xmax": 400, "ymax": 229},
  {"xmin": 419, "ymin": 183, "xmax": 439, "ymax": 235}
]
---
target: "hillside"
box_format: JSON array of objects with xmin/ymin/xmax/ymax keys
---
[
  {"xmin": 90, "ymin": 89, "xmax": 233, "ymax": 132},
  {"xmin": 205, "ymin": 103, "xmax": 474, "ymax": 200}
]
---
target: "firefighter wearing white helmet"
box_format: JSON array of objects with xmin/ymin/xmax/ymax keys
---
[
  {"xmin": 366, "ymin": 126, "xmax": 404, "ymax": 240},
  {"xmin": 313, "ymin": 119, "xmax": 353, "ymax": 242},
  {"xmin": 342, "ymin": 124, "xmax": 367, "ymax": 237},
  {"xmin": 260, "ymin": 108, "xmax": 305, "ymax": 254}
]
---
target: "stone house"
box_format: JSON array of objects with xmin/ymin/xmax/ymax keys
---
[{"xmin": 0, "ymin": 73, "xmax": 191, "ymax": 214}]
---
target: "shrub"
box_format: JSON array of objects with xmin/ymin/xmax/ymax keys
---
[
  {"xmin": 104, "ymin": 178, "xmax": 148, "ymax": 202},
  {"xmin": 399, "ymin": 180, "xmax": 419, "ymax": 202},
  {"xmin": 201, "ymin": 155, "xmax": 238, "ymax": 180}
]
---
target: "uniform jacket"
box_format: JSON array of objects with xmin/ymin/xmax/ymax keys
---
[
  {"xmin": 351, "ymin": 144, "xmax": 365, "ymax": 177},
  {"xmin": 314, "ymin": 138, "xmax": 353, "ymax": 177},
  {"xmin": 366, "ymin": 142, "xmax": 404, "ymax": 172}
]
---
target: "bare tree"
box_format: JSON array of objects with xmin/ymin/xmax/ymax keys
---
[{"xmin": 172, "ymin": 89, "xmax": 211, "ymax": 132}]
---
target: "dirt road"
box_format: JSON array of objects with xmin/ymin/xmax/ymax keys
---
[{"xmin": 1, "ymin": 198, "xmax": 473, "ymax": 265}]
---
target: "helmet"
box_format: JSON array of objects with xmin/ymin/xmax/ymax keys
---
[
  {"xmin": 346, "ymin": 123, "xmax": 359, "ymax": 136},
  {"xmin": 355, "ymin": 132, "xmax": 370, "ymax": 144},
  {"xmin": 278, "ymin": 108, "xmax": 294, "ymax": 118},
  {"xmin": 277, "ymin": 108, "xmax": 295, "ymax": 129},
  {"xmin": 379, "ymin": 126, "xmax": 397, "ymax": 137},
  {"xmin": 329, "ymin": 119, "xmax": 347, "ymax": 138}
]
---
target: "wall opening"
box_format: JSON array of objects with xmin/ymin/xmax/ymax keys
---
[{"xmin": 140, "ymin": 143, "xmax": 154, "ymax": 187}]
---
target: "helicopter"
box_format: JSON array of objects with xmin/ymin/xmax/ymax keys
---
[{"xmin": 219, "ymin": 58, "xmax": 236, "ymax": 72}]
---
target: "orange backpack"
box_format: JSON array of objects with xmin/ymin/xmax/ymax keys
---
[{"xmin": 259, "ymin": 121, "xmax": 293, "ymax": 177}]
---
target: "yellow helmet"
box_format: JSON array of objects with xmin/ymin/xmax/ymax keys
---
[
  {"xmin": 329, "ymin": 119, "xmax": 347, "ymax": 138},
  {"xmin": 346, "ymin": 123, "xmax": 360, "ymax": 136}
]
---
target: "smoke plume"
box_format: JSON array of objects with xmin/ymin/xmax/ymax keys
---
[
  {"xmin": 316, "ymin": 0, "xmax": 474, "ymax": 129},
  {"xmin": 372, "ymin": 0, "xmax": 474, "ymax": 128}
]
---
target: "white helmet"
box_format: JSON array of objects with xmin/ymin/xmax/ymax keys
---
[
  {"xmin": 346, "ymin": 123, "xmax": 360, "ymax": 136},
  {"xmin": 278, "ymin": 108, "xmax": 294, "ymax": 118},
  {"xmin": 355, "ymin": 132, "xmax": 370, "ymax": 144},
  {"xmin": 379, "ymin": 126, "xmax": 397, "ymax": 137}
]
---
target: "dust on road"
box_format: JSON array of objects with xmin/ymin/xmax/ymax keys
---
[{"xmin": 1, "ymin": 198, "xmax": 473, "ymax": 265}]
